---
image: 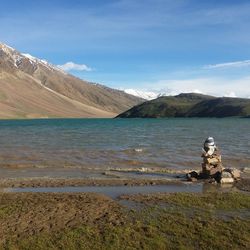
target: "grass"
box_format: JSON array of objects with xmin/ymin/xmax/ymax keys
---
[
  {"xmin": 0, "ymin": 201, "xmax": 25, "ymax": 219},
  {"xmin": 127, "ymin": 192, "xmax": 250, "ymax": 210},
  {"xmin": 1, "ymin": 192, "xmax": 250, "ymax": 250},
  {"xmin": 5, "ymin": 210, "xmax": 249, "ymax": 250}
]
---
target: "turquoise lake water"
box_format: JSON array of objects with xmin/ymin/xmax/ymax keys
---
[{"xmin": 0, "ymin": 118, "xmax": 249, "ymax": 178}]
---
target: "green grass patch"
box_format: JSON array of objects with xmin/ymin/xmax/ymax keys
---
[
  {"xmin": 1, "ymin": 192, "xmax": 250, "ymax": 249},
  {"xmin": 4, "ymin": 210, "xmax": 250, "ymax": 250},
  {"xmin": 162, "ymin": 192, "xmax": 250, "ymax": 210}
]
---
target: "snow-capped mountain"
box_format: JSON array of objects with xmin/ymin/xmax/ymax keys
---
[
  {"xmin": 124, "ymin": 88, "xmax": 179, "ymax": 100},
  {"xmin": 0, "ymin": 43, "xmax": 67, "ymax": 75},
  {"xmin": 0, "ymin": 43, "xmax": 143, "ymax": 118},
  {"xmin": 124, "ymin": 89, "xmax": 161, "ymax": 100}
]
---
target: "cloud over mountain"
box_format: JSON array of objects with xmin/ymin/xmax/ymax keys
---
[{"xmin": 57, "ymin": 62, "xmax": 92, "ymax": 72}]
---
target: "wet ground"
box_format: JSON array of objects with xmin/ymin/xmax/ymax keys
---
[
  {"xmin": 2, "ymin": 183, "xmax": 203, "ymax": 199},
  {"xmin": 0, "ymin": 190, "xmax": 249, "ymax": 249},
  {"xmin": 0, "ymin": 192, "xmax": 123, "ymax": 243}
]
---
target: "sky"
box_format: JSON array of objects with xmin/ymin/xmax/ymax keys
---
[{"xmin": 1, "ymin": 0, "xmax": 250, "ymax": 98}]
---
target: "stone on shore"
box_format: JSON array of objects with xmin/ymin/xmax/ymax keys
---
[
  {"xmin": 221, "ymin": 171, "xmax": 233, "ymax": 179},
  {"xmin": 220, "ymin": 177, "xmax": 235, "ymax": 184},
  {"xmin": 228, "ymin": 168, "xmax": 241, "ymax": 179},
  {"xmin": 186, "ymin": 171, "xmax": 199, "ymax": 181}
]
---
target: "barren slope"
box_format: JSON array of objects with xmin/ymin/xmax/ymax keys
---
[
  {"xmin": 0, "ymin": 72, "xmax": 115, "ymax": 118},
  {"xmin": 0, "ymin": 43, "xmax": 143, "ymax": 118}
]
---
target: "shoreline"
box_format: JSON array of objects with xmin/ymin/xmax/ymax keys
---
[
  {"xmin": 0, "ymin": 167, "xmax": 193, "ymax": 188},
  {"xmin": 0, "ymin": 176, "xmax": 249, "ymax": 193},
  {"xmin": 0, "ymin": 165, "xmax": 249, "ymax": 188},
  {"xmin": 0, "ymin": 177, "xmax": 184, "ymax": 188}
]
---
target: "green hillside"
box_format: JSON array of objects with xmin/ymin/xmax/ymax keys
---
[{"xmin": 117, "ymin": 93, "xmax": 250, "ymax": 118}]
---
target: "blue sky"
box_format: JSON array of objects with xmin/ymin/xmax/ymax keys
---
[{"xmin": 1, "ymin": 0, "xmax": 250, "ymax": 97}]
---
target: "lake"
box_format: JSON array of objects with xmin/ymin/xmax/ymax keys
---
[{"xmin": 0, "ymin": 118, "xmax": 249, "ymax": 178}]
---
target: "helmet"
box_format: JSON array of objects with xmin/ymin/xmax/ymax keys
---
[
  {"xmin": 203, "ymin": 137, "xmax": 216, "ymax": 155},
  {"xmin": 204, "ymin": 137, "xmax": 215, "ymax": 148}
]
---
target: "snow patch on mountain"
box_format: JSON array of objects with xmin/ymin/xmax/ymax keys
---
[
  {"xmin": 124, "ymin": 88, "xmax": 181, "ymax": 100},
  {"xmin": 21, "ymin": 53, "xmax": 67, "ymax": 74},
  {"xmin": 0, "ymin": 43, "xmax": 67, "ymax": 75},
  {"xmin": 124, "ymin": 88, "xmax": 206, "ymax": 100},
  {"xmin": 22, "ymin": 53, "xmax": 37, "ymax": 62},
  {"xmin": 124, "ymin": 89, "xmax": 161, "ymax": 100}
]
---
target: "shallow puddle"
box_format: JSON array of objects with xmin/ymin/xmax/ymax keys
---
[{"xmin": 2, "ymin": 183, "xmax": 202, "ymax": 199}]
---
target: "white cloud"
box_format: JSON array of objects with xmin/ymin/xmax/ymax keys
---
[
  {"xmin": 57, "ymin": 62, "xmax": 92, "ymax": 72},
  {"xmin": 204, "ymin": 60, "xmax": 250, "ymax": 69}
]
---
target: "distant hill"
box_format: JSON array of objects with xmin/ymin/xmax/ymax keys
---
[
  {"xmin": 0, "ymin": 43, "xmax": 143, "ymax": 119},
  {"xmin": 116, "ymin": 93, "xmax": 250, "ymax": 118}
]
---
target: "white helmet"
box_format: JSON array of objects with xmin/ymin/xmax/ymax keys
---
[
  {"xmin": 203, "ymin": 137, "xmax": 216, "ymax": 156},
  {"xmin": 204, "ymin": 137, "xmax": 215, "ymax": 148}
]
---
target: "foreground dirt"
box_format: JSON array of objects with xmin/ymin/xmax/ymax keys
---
[{"xmin": 0, "ymin": 193, "xmax": 124, "ymax": 244}]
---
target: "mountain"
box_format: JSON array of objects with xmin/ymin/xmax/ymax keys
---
[
  {"xmin": 0, "ymin": 43, "xmax": 143, "ymax": 118},
  {"xmin": 116, "ymin": 93, "xmax": 250, "ymax": 118},
  {"xmin": 124, "ymin": 89, "xmax": 178, "ymax": 100},
  {"xmin": 186, "ymin": 97, "xmax": 250, "ymax": 117},
  {"xmin": 124, "ymin": 89, "xmax": 162, "ymax": 100}
]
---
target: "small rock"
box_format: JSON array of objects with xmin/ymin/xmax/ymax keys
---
[
  {"xmin": 187, "ymin": 171, "xmax": 199, "ymax": 178},
  {"xmin": 242, "ymin": 167, "xmax": 250, "ymax": 173},
  {"xmin": 134, "ymin": 148, "xmax": 143, "ymax": 152},
  {"xmin": 206, "ymin": 157, "xmax": 220, "ymax": 165},
  {"xmin": 191, "ymin": 177, "xmax": 198, "ymax": 182},
  {"xmin": 139, "ymin": 167, "xmax": 147, "ymax": 172},
  {"xmin": 208, "ymin": 178, "xmax": 217, "ymax": 184},
  {"xmin": 186, "ymin": 173, "xmax": 198, "ymax": 182},
  {"xmin": 228, "ymin": 168, "xmax": 241, "ymax": 179},
  {"xmin": 220, "ymin": 177, "xmax": 234, "ymax": 184},
  {"xmin": 221, "ymin": 171, "xmax": 233, "ymax": 178}
]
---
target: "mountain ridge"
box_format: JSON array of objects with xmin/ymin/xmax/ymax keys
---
[
  {"xmin": 116, "ymin": 93, "xmax": 250, "ymax": 118},
  {"xmin": 0, "ymin": 43, "xmax": 143, "ymax": 118}
]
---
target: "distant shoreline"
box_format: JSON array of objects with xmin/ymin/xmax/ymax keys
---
[{"xmin": 0, "ymin": 116, "xmax": 248, "ymax": 121}]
